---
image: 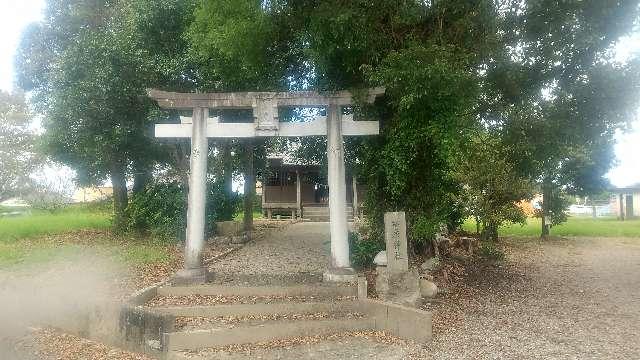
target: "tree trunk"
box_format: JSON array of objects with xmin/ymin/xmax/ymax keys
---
[
  {"xmin": 243, "ymin": 139, "xmax": 255, "ymax": 233},
  {"xmin": 171, "ymin": 141, "xmax": 190, "ymax": 187},
  {"xmin": 110, "ymin": 161, "xmax": 128, "ymax": 231},
  {"xmin": 480, "ymin": 220, "xmax": 498, "ymax": 242},
  {"xmin": 541, "ymin": 183, "xmax": 551, "ymax": 239},
  {"xmin": 222, "ymin": 140, "xmax": 233, "ymax": 196},
  {"xmin": 132, "ymin": 163, "xmax": 152, "ymax": 195}
]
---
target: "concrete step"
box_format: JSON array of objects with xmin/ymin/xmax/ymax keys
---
[
  {"xmin": 304, "ymin": 216, "xmax": 354, "ymax": 222},
  {"xmin": 303, "ymin": 207, "xmax": 354, "ymax": 222},
  {"xmin": 173, "ymin": 311, "xmax": 366, "ymax": 331},
  {"xmin": 156, "ymin": 283, "xmax": 357, "ymax": 298},
  {"xmin": 153, "ymin": 299, "xmax": 361, "ymax": 318},
  {"xmin": 303, "ymin": 206, "xmax": 353, "ymax": 212},
  {"xmin": 303, "ymin": 208, "xmax": 353, "ymax": 214},
  {"xmin": 209, "ymin": 272, "xmax": 323, "ymax": 286},
  {"xmin": 163, "ymin": 317, "xmax": 376, "ymax": 351}
]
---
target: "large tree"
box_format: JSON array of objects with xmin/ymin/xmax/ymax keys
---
[
  {"xmin": 15, "ymin": 0, "xmax": 198, "ymax": 227},
  {"xmin": 257, "ymin": 0, "xmax": 640, "ymax": 244},
  {"xmin": 486, "ymin": 0, "xmax": 640, "ymax": 237},
  {"xmin": 286, "ymin": 1, "xmax": 502, "ymax": 250},
  {"xmin": 455, "ymin": 130, "xmax": 534, "ymax": 241},
  {"xmin": 188, "ymin": 0, "xmax": 302, "ymax": 231}
]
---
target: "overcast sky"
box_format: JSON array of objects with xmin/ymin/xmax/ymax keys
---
[{"xmin": 1, "ymin": 1, "xmax": 639, "ymax": 188}]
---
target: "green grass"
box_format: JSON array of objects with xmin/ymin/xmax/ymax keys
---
[
  {"xmin": 233, "ymin": 209, "xmax": 264, "ymax": 221},
  {"xmin": 0, "ymin": 203, "xmax": 174, "ymax": 269},
  {"xmin": 0, "ymin": 204, "xmax": 111, "ymax": 242},
  {"xmin": 0, "ymin": 232, "xmax": 174, "ymax": 269},
  {"xmin": 112, "ymin": 238, "xmax": 174, "ymax": 265},
  {"xmin": 463, "ymin": 216, "xmax": 640, "ymax": 238}
]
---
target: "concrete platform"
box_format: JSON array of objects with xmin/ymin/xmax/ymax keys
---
[
  {"xmin": 153, "ymin": 300, "xmax": 361, "ymax": 317},
  {"xmin": 163, "ymin": 318, "xmax": 376, "ymax": 351},
  {"xmin": 157, "ymin": 283, "xmax": 357, "ymax": 297}
]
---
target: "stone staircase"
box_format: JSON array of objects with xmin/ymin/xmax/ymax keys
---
[
  {"xmin": 303, "ymin": 205, "xmax": 354, "ymax": 222},
  {"xmin": 121, "ymin": 277, "xmax": 432, "ymax": 359}
]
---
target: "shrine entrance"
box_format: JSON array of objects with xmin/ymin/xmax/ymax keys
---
[
  {"xmin": 261, "ymin": 156, "xmax": 363, "ymax": 221},
  {"xmin": 149, "ymin": 88, "xmax": 384, "ymax": 284}
]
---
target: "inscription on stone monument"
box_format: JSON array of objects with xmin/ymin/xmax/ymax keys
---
[{"xmin": 384, "ymin": 212, "xmax": 408, "ymax": 273}]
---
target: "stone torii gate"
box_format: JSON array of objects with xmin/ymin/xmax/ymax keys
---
[{"xmin": 149, "ymin": 88, "xmax": 385, "ymax": 284}]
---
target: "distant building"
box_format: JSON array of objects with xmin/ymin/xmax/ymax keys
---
[
  {"xmin": 261, "ymin": 156, "xmax": 364, "ymax": 221},
  {"xmin": 612, "ymin": 185, "xmax": 640, "ymax": 220},
  {"xmin": 0, "ymin": 198, "xmax": 29, "ymax": 207},
  {"xmin": 72, "ymin": 186, "xmax": 113, "ymax": 203}
]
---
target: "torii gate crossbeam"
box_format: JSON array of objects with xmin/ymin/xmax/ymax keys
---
[{"xmin": 149, "ymin": 88, "xmax": 385, "ymax": 284}]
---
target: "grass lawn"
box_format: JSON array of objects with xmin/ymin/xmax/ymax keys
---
[
  {"xmin": 0, "ymin": 230, "xmax": 175, "ymax": 269},
  {"xmin": 233, "ymin": 208, "xmax": 264, "ymax": 221},
  {"xmin": 0, "ymin": 203, "xmax": 174, "ymax": 269},
  {"xmin": 463, "ymin": 216, "xmax": 640, "ymax": 238},
  {"xmin": 0, "ymin": 203, "xmax": 112, "ymax": 242}
]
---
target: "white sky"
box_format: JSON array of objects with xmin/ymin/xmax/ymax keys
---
[
  {"xmin": 0, "ymin": 0, "xmax": 45, "ymax": 92},
  {"xmin": 0, "ymin": 0, "xmax": 638, "ymax": 188}
]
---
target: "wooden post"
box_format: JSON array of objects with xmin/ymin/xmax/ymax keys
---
[
  {"xmin": 296, "ymin": 170, "xmax": 302, "ymax": 219},
  {"xmin": 352, "ymin": 175, "xmax": 358, "ymax": 219},
  {"xmin": 619, "ymin": 193, "xmax": 625, "ymax": 221},
  {"xmin": 243, "ymin": 139, "xmax": 255, "ymax": 232},
  {"xmin": 261, "ymin": 181, "xmax": 266, "ymax": 215}
]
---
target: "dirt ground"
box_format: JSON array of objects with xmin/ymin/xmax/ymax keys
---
[
  {"xmin": 9, "ymin": 229, "xmax": 640, "ymax": 359},
  {"xmin": 425, "ymin": 236, "xmax": 640, "ymax": 359}
]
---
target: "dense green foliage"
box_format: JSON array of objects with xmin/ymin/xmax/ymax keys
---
[
  {"xmin": 489, "ymin": 1, "xmax": 640, "ymax": 236},
  {"xmin": 349, "ymin": 231, "xmax": 385, "ymax": 270},
  {"xmin": 15, "ymin": 1, "xmax": 158, "ymax": 226},
  {"xmin": 13, "ymin": 0, "xmax": 640, "ymax": 247},
  {"xmin": 126, "ymin": 180, "xmax": 240, "ymax": 240},
  {"xmin": 455, "ymin": 131, "xmax": 534, "ymax": 241}
]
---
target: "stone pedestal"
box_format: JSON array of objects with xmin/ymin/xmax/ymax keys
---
[
  {"xmin": 323, "ymin": 267, "xmax": 357, "ymax": 282},
  {"xmin": 172, "ymin": 267, "xmax": 210, "ymax": 285},
  {"xmin": 376, "ymin": 211, "xmax": 428, "ymax": 307},
  {"xmin": 376, "ymin": 267, "xmax": 423, "ymax": 308},
  {"xmin": 216, "ymin": 221, "xmax": 243, "ymax": 237}
]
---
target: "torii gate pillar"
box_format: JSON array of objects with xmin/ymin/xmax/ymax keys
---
[
  {"xmin": 174, "ymin": 107, "xmax": 209, "ymax": 284},
  {"xmin": 324, "ymin": 104, "xmax": 355, "ymax": 281}
]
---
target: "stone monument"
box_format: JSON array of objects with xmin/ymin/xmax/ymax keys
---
[
  {"xmin": 376, "ymin": 212, "xmax": 420, "ymax": 307},
  {"xmin": 375, "ymin": 211, "xmax": 437, "ymax": 307},
  {"xmin": 384, "ymin": 212, "xmax": 409, "ymax": 273}
]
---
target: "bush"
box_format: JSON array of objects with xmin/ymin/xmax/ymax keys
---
[
  {"xmin": 478, "ymin": 241, "xmax": 505, "ymax": 262},
  {"xmin": 125, "ymin": 180, "xmax": 240, "ymax": 240},
  {"xmin": 349, "ymin": 231, "xmax": 385, "ymax": 269},
  {"xmin": 23, "ymin": 184, "xmax": 70, "ymax": 213},
  {"xmin": 126, "ymin": 181, "xmax": 187, "ymax": 240}
]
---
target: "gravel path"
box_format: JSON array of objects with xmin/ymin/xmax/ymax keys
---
[
  {"xmin": 204, "ymin": 235, "xmax": 640, "ymax": 359},
  {"xmin": 191, "ymin": 338, "xmax": 419, "ymax": 360},
  {"xmin": 17, "ymin": 230, "xmax": 640, "ymax": 359},
  {"xmin": 425, "ymin": 236, "xmax": 640, "ymax": 359},
  {"xmin": 209, "ymin": 222, "xmax": 331, "ymax": 279},
  {"xmin": 175, "ymin": 332, "xmax": 427, "ymax": 360}
]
